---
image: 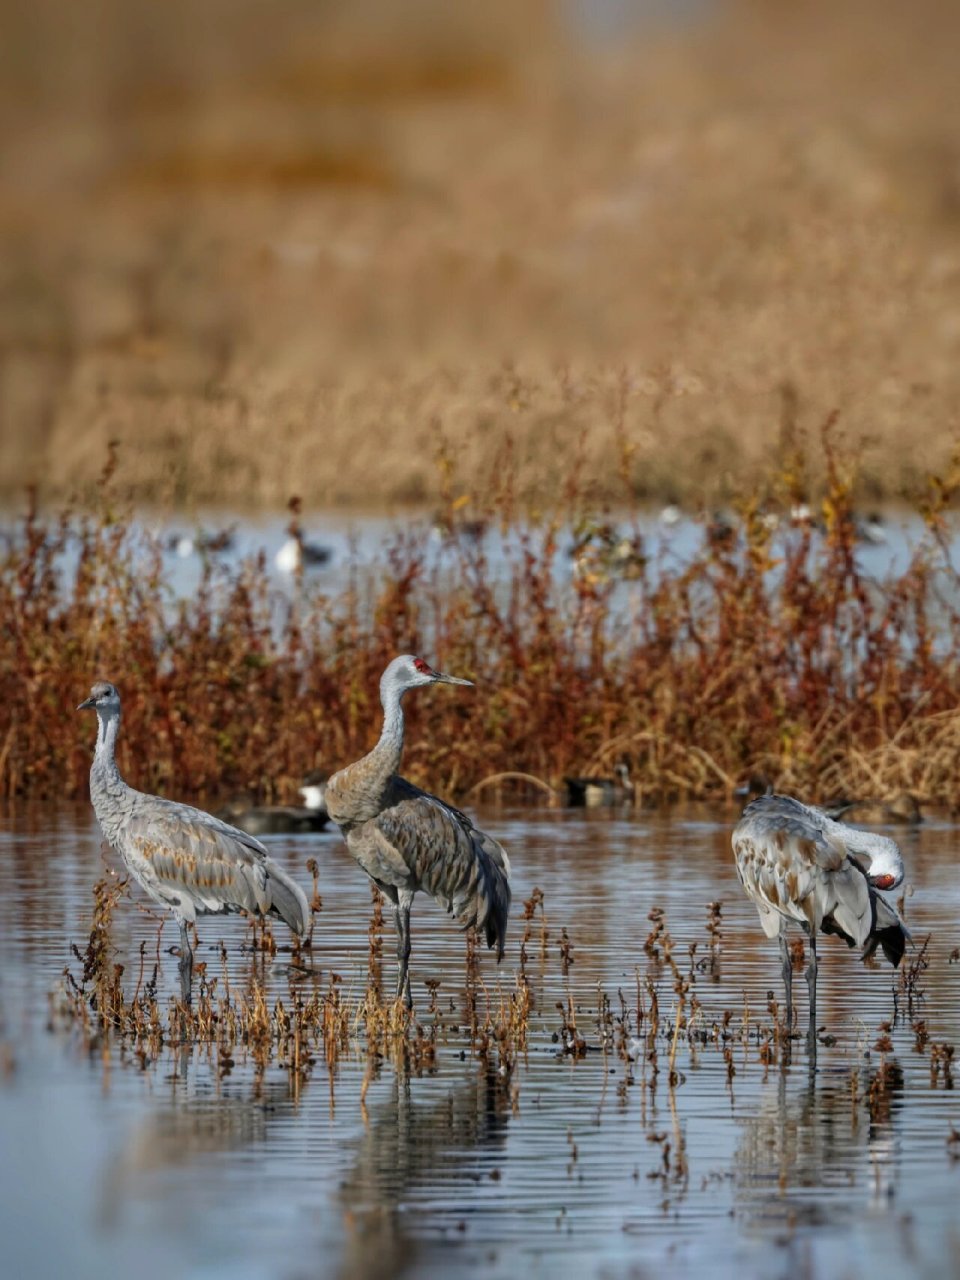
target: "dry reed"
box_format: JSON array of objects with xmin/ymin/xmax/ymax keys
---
[{"xmin": 6, "ymin": 429, "xmax": 960, "ymax": 809}]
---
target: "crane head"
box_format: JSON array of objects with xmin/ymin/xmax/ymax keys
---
[
  {"xmin": 843, "ymin": 827, "xmax": 905, "ymax": 892},
  {"xmin": 385, "ymin": 654, "xmax": 474, "ymax": 694},
  {"xmin": 77, "ymin": 681, "xmax": 121, "ymax": 714}
]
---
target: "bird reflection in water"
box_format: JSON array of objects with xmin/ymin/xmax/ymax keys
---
[
  {"xmin": 337, "ymin": 1064, "xmax": 512, "ymax": 1280},
  {"xmin": 733, "ymin": 1058, "xmax": 905, "ymax": 1237}
]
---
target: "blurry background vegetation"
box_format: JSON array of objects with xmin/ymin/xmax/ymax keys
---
[{"xmin": 1, "ymin": 0, "xmax": 959, "ymax": 511}]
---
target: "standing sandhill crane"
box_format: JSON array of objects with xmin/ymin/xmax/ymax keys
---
[
  {"xmin": 325, "ymin": 655, "xmax": 512, "ymax": 1008},
  {"xmin": 732, "ymin": 793, "xmax": 909, "ymax": 1054},
  {"xmin": 78, "ymin": 682, "xmax": 310, "ymax": 1006}
]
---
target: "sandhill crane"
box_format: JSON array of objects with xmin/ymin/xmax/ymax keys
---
[
  {"xmin": 325, "ymin": 655, "xmax": 512, "ymax": 1007},
  {"xmin": 78, "ymin": 681, "xmax": 310, "ymax": 1006},
  {"xmin": 732, "ymin": 793, "xmax": 909, "ymax": 1053}
]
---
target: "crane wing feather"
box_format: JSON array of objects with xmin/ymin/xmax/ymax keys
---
[
  {"xmin": 122, "ymin": 799, "xmax": 308, "ymax": 932},
  {"xmin": 346, "ymin": 777, "xmax": 511, "ymax": 955}
]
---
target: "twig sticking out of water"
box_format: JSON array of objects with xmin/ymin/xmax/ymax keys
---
[
  {"xmin": 898, "ymin": 933, "xmax": 930, "ymax": 1016},
  {"xmin": 704, "ymin": 901, "xmax": 723, "ymax": 979},
  {"xmin": 519, "ymin": 888, "xmax": 548, "ymax": 973},
  {"xmin": 930, "ymin": 1042, "xmax": 955, "ymax": 1090}
]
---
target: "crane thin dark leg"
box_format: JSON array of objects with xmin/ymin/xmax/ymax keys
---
[
  {"xmin": 779, "ymin": 931, "xmax": 793, "ymax": 1036},
  {"xmin": 178, "ymin": 918, "xmax": 194, "ymax": 1008},
  {"xmin": 805, "ymin": 931, "xmax": 818, "ymax": 1056},
  {"xmin": 395, "ymin": 904, "xmax": 413, "ymax": 1009}
]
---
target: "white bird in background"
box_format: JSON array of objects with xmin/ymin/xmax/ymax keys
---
[
  {"xmin": 732, "ymin": 793, "xmax": 909, "ymax": 1054},
  {"xmin": 275, "ymin": 535, "xmax": 332, "ymax": 575},
  {"xmin": 298, "ymin": 770, "xmax": 328, "ymax": 814},
  {"xmin": 165, "ymin": 529, "xmax": 236, "ymax": 558},
  {"xmin": 659, "ymin": 503, "xmax": 683, "ymax": 529}
]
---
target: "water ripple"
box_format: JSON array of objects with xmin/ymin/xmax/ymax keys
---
[{"xmin": 0, "ymin": 802, "xmax": 957, "ymax": 1279}]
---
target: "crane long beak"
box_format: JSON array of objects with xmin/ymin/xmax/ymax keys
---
[
  {"xmin": 77, "ymin": 696, "xmax": 96, "ymax": 711},
  {"xmin": 435, "ymin": 672, "xmax": 474, "ymax": 687}
]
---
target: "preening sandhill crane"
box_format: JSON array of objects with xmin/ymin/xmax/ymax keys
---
[
  {"xmin": 325, "ymin": 655, "xmax": 512, "ymax": 1008},
  {"xmin": 79, "ymin": 682, "xmax": 310, "ymax": 1006},
  {"xmin": 732, "ymin": 793, "xmax": 909, "ymax": 1053}
]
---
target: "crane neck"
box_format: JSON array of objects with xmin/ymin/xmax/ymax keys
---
[
  {"xmin": 373, "ymin": 680, "xmax": 406, "ymax": 775},
  {"xmin": 324, "ymin": 679, "xmax": 410, "ymax": 829},
  {"xmin": 91, "ymin": 711, "xmax": 126, "ymax": 796}
]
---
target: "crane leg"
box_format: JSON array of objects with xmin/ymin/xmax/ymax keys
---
[
  {"xmin": 779, "ymin": 931, "xmax": 793, "ymax": 1035},
  {"xmin": 805, "ymin": 931, "xmax": 818, "ymax": 1056},
  {"xmin": 178, "ymin": 918, "xmax": 194, "ymax": 1008},
  {"xmin": 394, "ymin": 903, "xmax": 413, "ymax": 1009}
]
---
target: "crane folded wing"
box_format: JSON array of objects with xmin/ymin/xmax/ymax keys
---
[
  {"xmin": 126, "ymin": 805, "xmax": 309, "ymax": 933},
  {"xmin": 372, "ymin": 789, "xmax": 511, "ymax": 957}
]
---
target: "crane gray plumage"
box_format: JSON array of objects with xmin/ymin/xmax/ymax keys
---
[
  {"xmin": 78, "ymin": 681, "xmax": 310, "ymax": 1006},
  {"xmin": 732, "ymin": 793, "xmax": 909, "ymax": 1054},
  {"xmin": 325, "ymin": 655, "xmax": 511, "ymax": 1007}
]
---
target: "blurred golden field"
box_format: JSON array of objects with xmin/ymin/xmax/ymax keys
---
[{"xmin": 2, "ymin": 0, "xmax": 959, "ymax": 510}]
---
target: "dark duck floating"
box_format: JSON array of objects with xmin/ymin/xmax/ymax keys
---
[
  {"xmin": 564, "ymin": 762, "xmax": 633, "ymax": 808},
  {"xmin": 217, "ymin": 773, "xmax": 330, "ymax": 836},
  {"xmin": 825, "ymin": 792, "xmax": 922, "ymax": 826}
]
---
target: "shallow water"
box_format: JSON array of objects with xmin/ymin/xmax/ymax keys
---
[
  {"xmin": 0, "ymin": 503, "xmax": 936, "ymax": 604},
  {"xmin": 0, "ymin": 804, "xmax": 958, "ymax": 1280}
]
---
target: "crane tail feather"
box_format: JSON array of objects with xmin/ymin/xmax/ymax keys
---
[
  {"xmin": 862, "ymin": 920, "xmax": 910, "ymax": 968},
  {"xmin": 266, "ymin": 861, "xmax": 311, "ymax": 936}
]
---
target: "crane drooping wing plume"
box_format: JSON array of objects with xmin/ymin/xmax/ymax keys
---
[
  {"xmin": 124, "ymin": 799, "xmax": 310, "ymax": 934},
  {"xmin": 356, "ymin": 778, "xmax": 511, "ymax": 957},
  {"xmin": 733, "ymin": 795, "xmax": 872, "ymax": 945},
  {"xmin": 733, "ymin": 792, "xmax": 909, "ymax": 962},
  {"xmin": 861, "ymin": 892, "xmax": 911, "ymax": 967}
]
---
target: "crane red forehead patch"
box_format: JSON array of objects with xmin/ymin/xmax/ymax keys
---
[{"xmin": 413, "ymin": 658, "xmax": 435, "ymax": 675}]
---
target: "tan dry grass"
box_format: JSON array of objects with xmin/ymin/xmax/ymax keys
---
[{"xmin": 2, "ymin": 0, "xmax": 960, "ymax": 507}]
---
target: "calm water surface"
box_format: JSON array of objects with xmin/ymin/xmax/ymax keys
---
[
  {"xmin": 0, "ymin": 805, "xmax": 958, "ymax": 1280},
  {"xmin": 0, "ymin": 505, "xmax": 939, "ymax": 605}
]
